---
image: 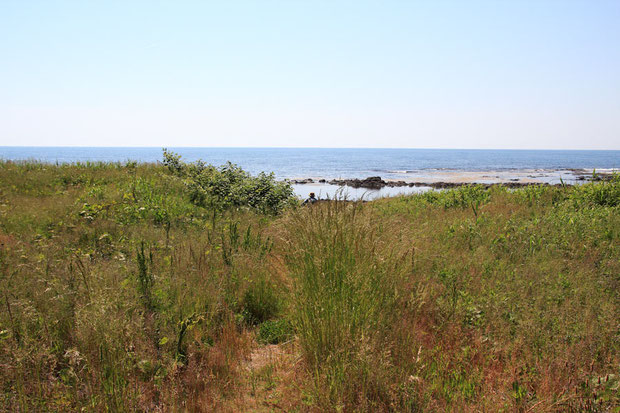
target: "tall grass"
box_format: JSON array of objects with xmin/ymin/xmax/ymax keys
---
[
  {"xmin": 282, "ymin": 200, "xmax": 412, "ymax": 408},
  {"xmin": 0, "ymin": 161, "xmax": 618, "ymax": 411}
]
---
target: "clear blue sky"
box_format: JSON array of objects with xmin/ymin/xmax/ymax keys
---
[{"xmin": 1, "ymin": 0, "xmax": 619, "ymax": 149}]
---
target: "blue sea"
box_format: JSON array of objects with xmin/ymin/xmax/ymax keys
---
[{"xmin": 1, "ymin": 147, "xmax": 618, "ymax": 199}]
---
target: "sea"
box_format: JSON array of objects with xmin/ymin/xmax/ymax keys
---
[{"xmin": 1, "ymin": 147, "xmax": 618, "ymax": 200}]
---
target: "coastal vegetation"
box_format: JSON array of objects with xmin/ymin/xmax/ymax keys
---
[{"xmin": 0, "ymin": 156, "xmax": 618, "ymax": 411}]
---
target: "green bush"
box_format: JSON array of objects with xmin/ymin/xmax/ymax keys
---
[{"xmin": 162, "ymin": 149, "xmax": 296, "ymax": 214}]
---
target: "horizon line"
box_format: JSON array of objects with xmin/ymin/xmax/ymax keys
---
[{"xmin": 1, "ymin": 145, "xmax": 619, "ymax": 151}]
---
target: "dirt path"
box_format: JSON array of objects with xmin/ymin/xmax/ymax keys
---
[{"xmin": 226, "ymin": 339, "xmax": 312, "ymax": 412}]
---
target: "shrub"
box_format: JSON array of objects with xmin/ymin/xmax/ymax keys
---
[{"xmin": 162, "ymin": 149, "xmax": 296, "ymax": 214}]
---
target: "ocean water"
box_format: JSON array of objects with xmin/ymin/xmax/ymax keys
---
[
  {"xmin": 1, "ymin": 147, "xmax": 618, "ymax": 199},
  {"xmin": 1, "ymin": 147, "xmax": 618, "ymax": 178}
]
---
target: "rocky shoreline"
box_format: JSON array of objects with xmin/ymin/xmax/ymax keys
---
[
  {"xmin": 291, "ymin": 176, "xmax": 546, "ymax": 189},
  {"xmin": 289, "ymin": 170, "xmax": 613, "ymax": 190}
]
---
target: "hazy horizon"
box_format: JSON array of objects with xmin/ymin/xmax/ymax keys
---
[{"xmin": 2, "ymin": 145, "xmax": 620, "ymax": 151}]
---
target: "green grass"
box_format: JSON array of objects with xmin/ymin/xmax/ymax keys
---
[
  {"xmin": 0, "ymin": 160, "xmax": 618, "ymax": 412},
  {"xmin": 257, "ymin": 319, "xmax": 293, "ymax": 345},
  {"xmin": 281, "ymin": 200, "xmax": 410, "ymax": 408}
]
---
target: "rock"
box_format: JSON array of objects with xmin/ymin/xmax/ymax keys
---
[
  {"xmin": 289, "ymin": 176, "xmax": 556, "ymax": 190},
  {"xmin": 359, "ymin": 176, "xmax": 384, "ymax": 189},
  {"xmin": 386, "ymin": 180, "xmax": 408, "ymax": 187}
]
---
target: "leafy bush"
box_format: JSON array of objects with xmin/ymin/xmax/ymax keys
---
[{"xmin": 162, "ymin": 149, "xmax": 296, "ymax": 214}]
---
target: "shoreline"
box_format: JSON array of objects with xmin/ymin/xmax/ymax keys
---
[
  {"xmin": 289, "ymin": 168, "xmax": 616, "ymax": 190},
  {"xmin": 0, "ymin": 157, "xmax": 615, "ymax": 190}
]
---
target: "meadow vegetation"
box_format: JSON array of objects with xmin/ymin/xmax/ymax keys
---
[{"xmin": 0, "ymin": 156, "xmax": 618, "ymax": 411}]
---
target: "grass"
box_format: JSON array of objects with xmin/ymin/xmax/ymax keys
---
[{"xmin": 0, "ymin": 160, "xmax": 618, "ymax": 411}]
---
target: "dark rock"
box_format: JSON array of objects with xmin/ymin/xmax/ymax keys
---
[
  {"xmin": 385, "ymin": 180, "xmax": 408, "ymax": 187},
  {"xmin": 290, "ymin": 175, "xmax": 560, "ymax": 191}
]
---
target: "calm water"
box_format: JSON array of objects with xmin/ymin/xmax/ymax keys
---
[
  {"xmin": 1, "ymin": 147, "xmax": 618, "ymax": 178},
  {"xmin": 2, "ymin": 147, "xmax": 618, "ymax": 199}
]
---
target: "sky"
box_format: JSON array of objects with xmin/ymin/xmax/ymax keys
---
[{"xmin": 1, "ymin": 0, "xmax": 619, "ymax": 149}]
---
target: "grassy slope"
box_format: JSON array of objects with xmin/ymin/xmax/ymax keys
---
[{"xmin": 0, "ymin": 161, "xmax": 618, "ymax": 412}]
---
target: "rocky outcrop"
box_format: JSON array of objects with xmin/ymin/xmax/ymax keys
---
[
  {"xmin": 328, "ymin": 176, "xmax": 384, "ymax": 189},
  {"xmin": 290, "ymin": 176, "xmax": 561, "ymax": 189}
]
